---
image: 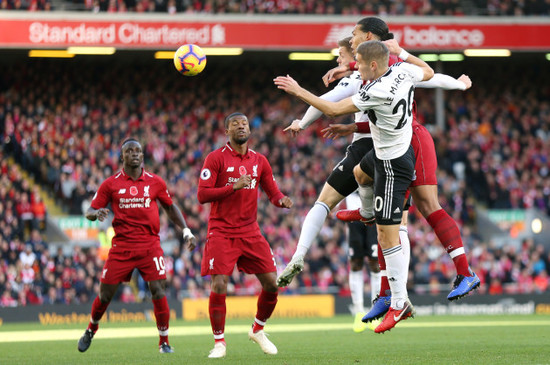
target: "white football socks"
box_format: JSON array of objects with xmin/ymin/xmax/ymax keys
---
[
  {"xmin": 357, "ymin": 183, "xmax": 374, "ymax": 218},
  {"xmin": 370, "ymin": 270, "xmax": 381, "ymax": 304},
  {"xmin": 293, "ymin": 201, "xmax": 330, "ymax": 259},
  {"xmin": 383, "ymin": 245, "xmax": 408, "ymax": 309},
  {"xmin": 399, "ymin": 225, "xmax": 410, "ymax": 270},
  {"xmin": 349, "ymin": 270, "xmax": 364, "ymax": 313}
]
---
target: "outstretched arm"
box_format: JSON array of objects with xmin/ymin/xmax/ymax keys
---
[
  {"xmin": 286, "ymin": 76, "xmax": 363, "ymax": 136},
  {"xmin": 416, "ymin": 73, "xmax": 472, "ymax": 90},
  {"xmin": 321, "ymin": 64, "xmax": 352, "ymax": 87},
  {"xmin": 274, "ymin": 75, "xmax": 359, "ymax": 118},
  {"xmin": 384, "ymin": 39, "xmax": 434, "ymax": 81}
]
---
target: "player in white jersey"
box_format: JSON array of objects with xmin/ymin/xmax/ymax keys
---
[
  {"xmin": 277, "ymin": 36, "xmax": 471, "ymax": 333},
  {"xmin": 277, "ymin": 38, "xmax": 381, "ymax": 333},
  {"xmin": 274, "ymin": 39, "xmax": 434, "ymax": 333},
  {"xmin": 325, "ymin": 18, "xmax": 480, "ymax": 312}
]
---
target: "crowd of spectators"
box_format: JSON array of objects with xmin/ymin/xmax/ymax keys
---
[
  {"xmin": 1, "ymin": 0, "xmax": 549, "ymax": 15},
  {"xmin": 0, "ymin": 0, "xmax": 51, "ymax": 10},
  {"xmin": 1, "ymin": 54, "xmax": 549, "ymax": 307}
]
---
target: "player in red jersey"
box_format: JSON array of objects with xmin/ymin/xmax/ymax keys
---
[
  {"xmin": 322, "ymin": 18, "xmax": 479, "ymax": 320},
  {"xmin": 77, "ymin": 138, "xmax": 196, "ymax": 354},
  {"xmin": 197, "ymin": 112, "xmax": 293, "ymax": 358}
]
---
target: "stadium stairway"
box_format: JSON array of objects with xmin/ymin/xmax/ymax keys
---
[
  {"xmin": 9, "ymin": 157, "xmax": 65, "ymax": 217},
  {"xmin": 8, "ymin": 157, "xmax": 68, "ymax": 242}
]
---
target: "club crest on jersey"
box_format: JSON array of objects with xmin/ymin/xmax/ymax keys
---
[
  {"xmin": 130, "ymin": 186, "xmax": 138, "ymax": 196},
  {"xmin": 252, "ymin": 165, "xmax": 258, "ymax": 177},
  {"xmin": 144, "ymin": 185, "xmax": 150, "ymax": 197},
  {"xmin": 239, "ymin": 166, "xmax": 247, "ymax": 176}
]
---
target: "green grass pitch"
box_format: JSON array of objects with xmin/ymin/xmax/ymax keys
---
[{"xmin": 1, "ymin": 314, "xmax": 549, "ymax": 364}]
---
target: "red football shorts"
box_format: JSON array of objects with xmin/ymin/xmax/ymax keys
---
[
  {"xmin": 101, "ymin": 246, "xmax": 167, "ymax": 284},
  {"xmin": 201, "ymin": 233, "xmax": 277, "ymax": 276},
  {"xmin": 410, "ymin": 123, "xmax": 438, "ymax": 187}
]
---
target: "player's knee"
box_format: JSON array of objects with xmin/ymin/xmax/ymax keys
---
[
  {"xmin": 99, "ymin": 291, "xmax": 113, "ymax": 304},
  {"xmin": 367, "ymin": 259, "xmax": 379, "ymax": 273},
  {"xmin": 149, "ymin": 281, "xmax": 166, "ymax": 299},
  {"xmin": 263, "ymin": 282, "xmax": 279, "ymax": 293},
  {"xmin": 353, "ymin": 165, "xmax": 370, "ymax": 185},
  {"xmin": 211, "ymin": 278, "xmax": 228, "ymax": 294},
  {"xmin": 415, "ymin": 197, "xmax": 441, "ymax": 217},
  {"xmin": 412, "ymin": 188, "xmax": 441, "ymax": 216},
  {"xmin": 350, "ymin": 258, "xmax": 363, "ymax": 272},
  {"xmin": 151, "ymin": 289, "xmax": 165, "ymax": 300}
]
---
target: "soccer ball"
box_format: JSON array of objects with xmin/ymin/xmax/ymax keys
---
[{"xmin": 173, "ymin": 44, "xmax": 207, "ymax": 76}]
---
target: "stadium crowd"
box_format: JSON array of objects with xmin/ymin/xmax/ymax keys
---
[
  {"xmin": 1, "ymin": 55, "xmax": 549, "ymax": 307},
  {"xmin": 1, "ymin": 0, "xmax": 549, "ymax": 15}
]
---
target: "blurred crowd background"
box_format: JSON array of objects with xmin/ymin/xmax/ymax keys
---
[
  {"xmin": 1, "ymin": 0, "xmax": 549, "ymax": 15},
  {"xmin": 1, "ymin": 51, "xmax": 549, "ymax": 307}
]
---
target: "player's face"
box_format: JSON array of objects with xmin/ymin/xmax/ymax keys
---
[
  {"xmin": 337, "ymin": 47, "xmax": 354, "ymax": 66},
  {"xmin": 226, "ymin": 115, "xmax": 250, "ymax": 145},
  {"xmin": 350, "ymin": 25, "xmax": 370, "ymax": 56},
  {"xmin": 356, "ymin": 53, "xmax": 375, "ymax": 82},
  {"xmin": 121, "ymin": 141, "xmax": 143, "ymax": 168}
]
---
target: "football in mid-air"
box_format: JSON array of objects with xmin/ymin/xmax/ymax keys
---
[{"xmin": 173, "ymin": 44, "xmax": 207, "ymax": 76}]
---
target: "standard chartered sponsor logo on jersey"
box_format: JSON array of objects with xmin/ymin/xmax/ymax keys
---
[
  {"xmin": 119, "ymin": 197, "xmax": 151, "ymax": 209},
  {"xmin": 226, "ymin": 177, "xmax": 257, "ymax": 189}
]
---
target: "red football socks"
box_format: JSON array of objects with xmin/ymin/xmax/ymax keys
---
[
  {"xmin": 426, "ymin": 209, "xmax": 471, "ymax": 276},
  {"xmin": 152, "ymin": 296, "xmax": 170, "ymax": 345},
  {"xmin": 88, "ymin": 296, "xmax": 109, "ymax": 333},
  {"xmin": 252, "ymin": 289, "xmax": 278, "ymax": 333},
  {"xmin": 209, "ymin": 292, "xmax": 227, "ymax": 339}
]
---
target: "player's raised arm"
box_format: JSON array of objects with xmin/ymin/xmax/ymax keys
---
[
  {"xmin": 383, "ymin": 39, "xmax": 434, "ymax": 81},
  {"xmin": 322, "ymin": 63, "xmax": 352, "ymax": 87},
  {"xmin": 274, "ymin": 75, "xmax": 359, "ymax": 118}
]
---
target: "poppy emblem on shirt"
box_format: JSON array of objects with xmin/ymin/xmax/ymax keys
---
[
  {"xmin": 239, "ymin": 166, "xmax": 247, "ymax": 176},
  {"xmin": 130, "ymin": 186, "xmax": 138, "ymax": 196}
]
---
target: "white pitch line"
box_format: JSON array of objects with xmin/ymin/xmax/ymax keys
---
[{"xmin": 0, "ymin": 320, "xmax": 548, "ymax": 343}]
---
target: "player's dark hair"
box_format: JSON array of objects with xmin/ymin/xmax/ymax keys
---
[
  {"xmin": 338, "ymin": 37, "xmax": 353, "ymax": 54},
  {"xmin": 357, "ymin": 17, "xmax": 394, "ymax": 41},
  {"xmin": 357, "ymin": 41, "xmax": 389, "ymax": 66},
  {"xmin": 121, "ymin": 138, "xmax": 140, "ymax": 149},
  {"xmin": 120, "ymin": 138, "xmax": 141, "ymax": 162},
  {"xmin": 224, "ymin": 112, "xmax": 247, "ymax": 128}
]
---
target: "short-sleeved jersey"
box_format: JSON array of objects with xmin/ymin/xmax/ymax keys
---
[
  {"xmin": 198, "ymin": 142, "xmax": 285, "ymax": 237},
  {"xmin": 91, "ymin": 169, "xmax": 173, "ymax": 251},
  {"xmin": 352, "ymin": 62, "xmax": 424, "ymax": 160}
]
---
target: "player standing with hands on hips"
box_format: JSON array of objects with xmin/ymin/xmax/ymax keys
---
[
  {"xmin": 77, "ymin": 138, "xmax": 196, "ymax": 354},
  {"xmin": 275, "ymin": 40, "xmax": 434, "ymax": 333},
  {"xmin": 198, "ymin": 112, "xmax": 293, "ymax": 358}
]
